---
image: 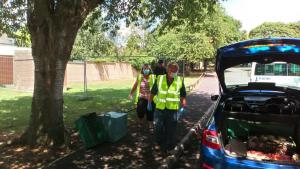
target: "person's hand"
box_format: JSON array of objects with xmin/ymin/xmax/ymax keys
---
[
  {"xmin": 180, "ymin": 99, "xmax": 187, "ymax": 110},
  {"xmin": 128, "ymin": 94, "xmax": 133, "ymax": 100},
  {"xmin": 177, "ymin": 107, "xmax": 187, "ymax": 120},
  {"xmin": 147, "ymin": 101, "xmax": 152, "ymax": 111},
  {"xmin": 178, "ymin": 107, "xmax": 186, "ymax": 115},
  {"xmin": 178, "ymin": 107, "xmax": 185, "ymax": 113}
]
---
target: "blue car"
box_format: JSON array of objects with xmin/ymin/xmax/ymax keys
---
[{"xmin": 200, "ymin": 38, "xmax": 300, "ymax": 169}]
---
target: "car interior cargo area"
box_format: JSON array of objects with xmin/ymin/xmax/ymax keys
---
[{"xmin": 217, "ymin": 94, "xmax": 300, "ymax": 164}]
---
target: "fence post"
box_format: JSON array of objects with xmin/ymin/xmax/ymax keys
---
[{"xmin": 83, "ymin": 60, "xmax": 87, "ymax": 97}]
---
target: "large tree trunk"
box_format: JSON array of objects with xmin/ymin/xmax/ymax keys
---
[
  {"xmin": 23, "ymin": 25, "xmax": 79, "ymax": 146},
  {"xmin": 21, "ymin": 0, "xmax": 99, "ymax": 146}
]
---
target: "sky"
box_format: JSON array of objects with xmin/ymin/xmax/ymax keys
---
[{"xmin": 221, "ymin": 0, "xmax": 300, "ymax": 32}]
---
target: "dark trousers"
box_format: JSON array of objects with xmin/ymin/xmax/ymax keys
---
[
  {"xmin": 154, "ymin": 109, "xmax": 178, "ymax": 151},
  {"xmin": 136, "ymin": 98, "xmax": 155, "ymax": 121}
]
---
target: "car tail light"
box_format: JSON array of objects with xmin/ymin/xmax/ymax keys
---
[
  {"xmin": 202, "ymin": 129, "xmax": 221, "ymax": 150},
  {"xmin": 202, "ymin": 162, "xmax": 214, "ymax": 169}
]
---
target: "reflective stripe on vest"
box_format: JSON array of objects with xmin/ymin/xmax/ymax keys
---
[{"xmin": 155, "ymin": 74, "xmax": 182, "ymax": 110}]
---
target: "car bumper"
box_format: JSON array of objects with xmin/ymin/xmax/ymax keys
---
[{"xmin": 201, "ymin": 146, "xmax": 300, "ymax": 169}]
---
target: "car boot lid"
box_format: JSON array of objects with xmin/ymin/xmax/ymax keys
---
[{"xmin": 216, "ymin": 38, "xmax": 300, "ymax": 93}]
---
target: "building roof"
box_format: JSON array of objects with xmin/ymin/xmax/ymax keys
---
[
  {"xmin": 0, "ymin": 35, "xmax": 31, "ymax": 56},
  {"xmin": 0, "ymin": 45, "xmax": 31, "ymax": 56}
]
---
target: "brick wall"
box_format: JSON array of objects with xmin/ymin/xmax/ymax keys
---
[
  {"xmin": 66, "ymin": 62, "xmax": 84, "ymax": 83},
  {"xmin": 1, "ymin": 47, "xmax": 137, "ymax": 91},
  {"xmin": 0, "ymin": 55, "xmax": 13, "ymax": 84},
  {"xmin": 13, "ymin": 49, "xmax": 34, "ymax": 91},
  {"xmin": 66, "ymin": 61, "xmax": 137, "ymax": 83},
  {"xmin": 12, "ymin": 60, "xmax": 136, "ymax": 91}
]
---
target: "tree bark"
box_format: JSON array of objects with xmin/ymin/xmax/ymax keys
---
[
  {"xmin": 23, "ymin": 25, "xmax": 78, "ymax": 146},
  {"xmin": 21, "ymin": 0, "xmax": 99, "ymax": 146},
  {"xmin": 204, "ymin": 59, "xmax": 208, "ymax": 71},
  {"xmin": 185, "ymin": 62, "xmax": 190, "ymax": 76},
  {"xmin": 190, "ymin": 63, "xmax": 194, "ymax": 71}
]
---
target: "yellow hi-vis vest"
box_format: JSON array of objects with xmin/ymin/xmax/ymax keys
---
[
  {"xmin": 155, "ymin": 75, "xmax": 182, "ymax": 110},
  {"xmin": 135, "ymin": 74, "xmax": 156, "ymax": 104}
]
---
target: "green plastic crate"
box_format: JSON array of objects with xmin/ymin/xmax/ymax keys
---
[
  {"xmin": 226, "ymin": 118, "xmax": 294, "ymax": 140},
  {"xmin": 99, "ymin": 112, "xmax": 127, "ymax": 143},
  {"xmin": 75, "ymin": 112, "xmax": 107, "ymax": 148}
]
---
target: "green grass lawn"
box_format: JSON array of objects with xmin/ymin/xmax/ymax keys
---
[
  {"xmin": 0, "ymin": 88, "xmax": 32, "ymax": 132},
  {"xmin": 0, "ymin": 75, "xmax": 200, "ymax": 133}
]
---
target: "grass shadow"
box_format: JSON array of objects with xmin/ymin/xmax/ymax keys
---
[{"xmin": 0, "ymin": 87, "xmax": 136, "ymax": 133}]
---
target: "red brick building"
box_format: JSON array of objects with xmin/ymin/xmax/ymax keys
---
[{"xmin": 0, "ymin": 46, "xmax": 34, "ymax": 91}]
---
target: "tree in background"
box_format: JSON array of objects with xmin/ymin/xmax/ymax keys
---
[
  {"xmin": 71, "ymin": 10, "xmax": 117, "ymax": 61},
  {"xmin": 202, "ymin": 5, "xmax": 246, "ymax": 49},
  {"xmin": 125, "ymin": 34, "xmax": 144, "ymax": 56},
  {"xmin": 199, "ymin": 4, "xmax": 246, "ymax": 70},
  {"xmin": 288, "ymin": 22, "xmax": 300, "ymax": 37},
  {"xmin": 1, "ymin": 0, "xmax": 218, "ymax": 147},
  {"xmin": 147, "ymin": 31, "xmax": 214, "ymax": 62},
  {"xmin": 118, "ymin": 24, "xmax": 157, "ymax": 70},
  {"xmin": 147, "ymin": 4, "xmax": 245, "ymax": 69},
  {"xmin": 0, "ymin": 1, "xmax": 30, "ymax": 47},
  {"xmin": 122, "ymin": 24, "xmax": 147, "ymax": 56},
  {"xmin": 249, "ymin": 22, "xmax": 300, "ymax": 38},
  {"xmin": 13, "ymin": 26, "xmax": 31, "ymax": 47}
]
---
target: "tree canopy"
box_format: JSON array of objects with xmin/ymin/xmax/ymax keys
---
[
  {"xmin": 123, "ymin": 27, "xmax": 147, "ymax": 56},
  {"xmin": 249, "ymin": 22, "xmax": 300, "ymax": 38},
  {"xmin": 71, "ymin": 11, "xmax": 117, "ymax": 60},
  {"xmin": 146, "ymin": 4, "xmax": 246, "ymax": 63}
]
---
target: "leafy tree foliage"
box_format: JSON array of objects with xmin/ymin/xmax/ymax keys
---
[
  {"xmin": 71, "ymin": 11, "xmax": 117, "ymax": 61},
  {"xmin": 147, "ymin": 31, "xmax": 214, "ymax": 63},
  {"xmin": 13, "ymin": 26, "xmax": 31, "ymax": 47},
  {"xmin": 0, "ymin": 0, "xmax": 27, "ymax": 36},
  {"xmin": 202, "ymin": 6, "xmax": 246, "ymax": 49},
  {"xmin": 122, "ymin": 55, "xmax": 155, "ymax": 70},
  {"xmin": 124, "ymin": 32, "xmax": 146, "ymax": 56},
  {"xmin": 147, "ymin": 4, "xmax": 245, "ymax": 63},
  {"xmin": 0, "ymin": 1, "xmax": 30, "ymax": 47},
  {"xmin": 249, "ymin": 22, "xmax": 300, "ymax": 38},
  {"xmin": 288, "ymin": 22, "xmax": 300, "ymax": 37}
]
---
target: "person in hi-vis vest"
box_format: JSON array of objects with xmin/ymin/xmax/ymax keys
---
[
  {"xmin": 128, "ymin": 64, "xmax": 156, "ymax": 132},
  {"xmin": 148, "ymin": 61, "xmax": 187, "ymax": 155}
]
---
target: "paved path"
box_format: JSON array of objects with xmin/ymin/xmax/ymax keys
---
[
  {"xmin": 48, "ymin": 72, "xmax": 219, "ymax": 169},
  {"xmin": 173, "ymin": 72, "xmax": 219, "ymax": 169}
]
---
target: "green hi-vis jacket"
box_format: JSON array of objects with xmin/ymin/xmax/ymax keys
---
[{"xmin": 154, "ymin": 74, "xmax": 182, "ymax": 110}]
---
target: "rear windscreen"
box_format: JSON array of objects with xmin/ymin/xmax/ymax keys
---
[
  {"xmin": 255, "ymin": 63, "xmax": 300, "ymax": 76},
  {"xmin": 224, "ymin": 62, "xmax": 300, "ymax": 89}
]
